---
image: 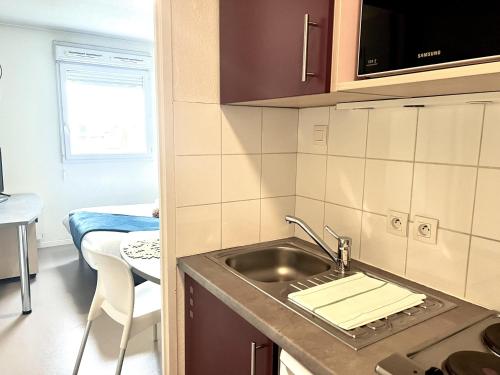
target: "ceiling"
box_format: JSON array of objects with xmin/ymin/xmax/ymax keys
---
[{"xmin": 0, "ymin": 0, "xmax": 155, "ymax": 41}]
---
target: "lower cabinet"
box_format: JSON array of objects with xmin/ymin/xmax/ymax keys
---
[{"xmin": 185, "ymin": 275, "xmax": 278, "ymax": 375}]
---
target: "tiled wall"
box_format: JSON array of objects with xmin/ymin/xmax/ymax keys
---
[
  {"xmin": 295, "ymin": 102, "xmax": 500, "ymax": 310},
  {"xmin": 173, "ymin": 104, "xmax": 298, "ymax": 257}
]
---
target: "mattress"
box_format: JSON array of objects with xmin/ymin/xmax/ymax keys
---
[{"xmin": 63, "ymin": 203, "xmax": 156, "ymax": 269}]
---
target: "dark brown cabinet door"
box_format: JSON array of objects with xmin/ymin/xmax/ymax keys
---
[
  {"xmin": 185, "ymin": 275, "xmax": 276, "ymax": 375},
  {"xmin": 220, "ymin": 0, "xmax": 334, "ymax": 104}
]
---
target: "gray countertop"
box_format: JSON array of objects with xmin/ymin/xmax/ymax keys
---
[{"xmin": 178, "ymin": 238, "xmax": 488, "ymax": 375}]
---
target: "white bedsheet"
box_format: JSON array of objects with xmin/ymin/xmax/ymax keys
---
[{"xmin": 63, "ymin": 203, "xmax": 156, "ymax": 269}]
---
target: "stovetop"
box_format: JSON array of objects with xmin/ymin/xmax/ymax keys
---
[{"xmin": 375, "ymin": 312, "xmax": 500, "ymax": 375}]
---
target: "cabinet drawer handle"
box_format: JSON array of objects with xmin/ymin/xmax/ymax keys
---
[
  {"xmin": 250, "ymin": 341, "xmax": 265, "ymax": 375},
  {"xmin": 301, "ymin": 13, "xmax": 318, "ymax": 82}
]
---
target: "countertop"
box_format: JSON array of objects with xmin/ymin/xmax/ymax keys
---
[{"xmin": 178, "ymin": 238, "xmax": 488, "ymax": 375}]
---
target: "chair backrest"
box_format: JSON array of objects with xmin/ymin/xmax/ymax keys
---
[{"xmin": 87, "ymin": 248, "xmax": 135, "ymax": 324}]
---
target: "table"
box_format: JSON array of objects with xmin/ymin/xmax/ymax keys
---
[
  {"xmin": 0, "ymin": 194, "xmax": 43, "ymax": 314},
  {"xmin": 120, "ymin": 231, "xmax": 160, "ymax": 284}
]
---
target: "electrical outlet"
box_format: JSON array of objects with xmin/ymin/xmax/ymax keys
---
[
  {"xmin": 313, "ymin": 125, "xmax": 328, "ymax": 145},
  {"xmin": 386, "ymin": 210, "xmax": 408, "ymax": 237},
  {"xmin": 413, "ymin": 216, "xmax": 439, "ymax": 244}
]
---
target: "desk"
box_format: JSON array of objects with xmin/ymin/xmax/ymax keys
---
[
  {"xmin": 0, "ymin": 194, "xmax": 43, "ymax": 314},
  {"xmin": 120, "ymin": 231, "xmax": 160, "ymax": 285}
]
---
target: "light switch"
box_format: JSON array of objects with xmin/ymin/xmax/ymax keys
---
[{"xmin": 313, "ymin": 125, "xmax": 328, "ymax": 145}]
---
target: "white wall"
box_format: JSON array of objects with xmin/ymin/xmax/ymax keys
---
[{"xmin": 0, "ymin": 24, "xmax": 159, "ymax": 247}]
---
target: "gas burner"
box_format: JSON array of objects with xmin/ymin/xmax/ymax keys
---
[
  {"xmin": 443, "ymin": 351, "xmax": 500, "ymax": 375},
  {"xmin": 484, "ymin": 324, "xmax": 500, "ymax": 357}
]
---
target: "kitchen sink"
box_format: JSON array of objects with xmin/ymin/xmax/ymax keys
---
[
  {"xmin": 224, "ymin": 246, "xmax": 331, "ymax": 283},
  {"xmin": 207, "ymin": 239, "xmax": 456, "ymax": 350}
]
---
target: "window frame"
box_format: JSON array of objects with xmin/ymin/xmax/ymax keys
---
[{"xmin": 55, "ymin": 44, "xmax": 154, "ymax": 162}]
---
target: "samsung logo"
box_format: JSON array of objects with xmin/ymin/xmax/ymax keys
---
[{"xmin": 417, "ymin": 50, "xmax": 441, "ymax": 59}]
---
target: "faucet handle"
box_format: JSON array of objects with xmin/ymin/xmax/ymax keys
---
[{"xmin": 325, "ymin": 225, "xmax": 352, "ymax": 271}]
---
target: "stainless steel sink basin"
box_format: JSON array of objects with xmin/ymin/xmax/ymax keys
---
[
  {"xmin": 206, "ymin": 239, "xmax": 456, "ymax": 350},
  {"xmin": 224, "ymin": 246, "xmax": 331, "ymax": 283}
]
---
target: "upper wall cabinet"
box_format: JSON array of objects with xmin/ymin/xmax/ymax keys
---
[
  {"xmin": 220, "ymin": 0, "xmax": 334, "ymax": 104},
  {"xmin": 220, "ymin": 0, "xmax": 500, "ymax": 108}
]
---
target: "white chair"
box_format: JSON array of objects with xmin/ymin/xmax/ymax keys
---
[{"xmin": 73, "ymin": 248, "xmax": 161, "ymax": 375}]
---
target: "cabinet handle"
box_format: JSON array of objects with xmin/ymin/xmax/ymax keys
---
[
  {"xmin": 301, "ymin": 13, "xmax": 318, "ymax": 82},
  {"xmin": 250, "ymin": 341, "xmax": 265, "ymax": 375}
]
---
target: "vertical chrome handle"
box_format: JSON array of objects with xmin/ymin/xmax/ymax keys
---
[
  {"xmin": 250, "ymin": 341, "xmax": 264, "ymax": 375},
  {"xmin": 301, "ymin": 13, "xmax": 318, "ymax": 82}
]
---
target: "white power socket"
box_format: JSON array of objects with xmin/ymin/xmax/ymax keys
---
[
  {"xmin": 413, "ymin": 216, "xmax": 439, "ymax": 244},
  {"xmin": 386, "ymin": 210, "xmax": 408, "ymax": 237}
]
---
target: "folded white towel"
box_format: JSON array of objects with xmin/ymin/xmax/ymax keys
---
[{"xmin": 288, "ymin": 273, "xmax": 426, "ymax": 330}]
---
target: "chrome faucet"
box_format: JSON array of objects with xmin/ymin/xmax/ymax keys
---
[{"xmin": 285, "ymin": 215, "xmax": 351, "ymax": 274}]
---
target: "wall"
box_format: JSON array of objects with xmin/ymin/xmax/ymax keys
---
[
  {"xmin": 295, "ymin": 101, "xmax": 500, "ymax": 311},
  {"xmin": 166, "ymin": 1, "xmax": 301, "ymax": 373},
  {"xmin": 0, "ymin": 24, "xmax": 158, "ymax": 246},
  {"xmin": 173, "ymin": 104, "xmax": 298, "ymax": 257}
]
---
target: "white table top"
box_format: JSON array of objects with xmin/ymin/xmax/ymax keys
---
[
  {"xmin": 120, "ymin": 231, "xmax": 161, "ymax": 284},
  {"xmin": 0, "ymin": 194, "xmax": 43, "ymax": 226}
]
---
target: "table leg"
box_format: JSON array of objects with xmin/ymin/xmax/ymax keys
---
[{"xmin": 17, "ymin": 224, "xmax": 32, "ymax": 314}]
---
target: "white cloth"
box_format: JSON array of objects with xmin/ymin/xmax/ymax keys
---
[
  {"xmin": 288, "ymin": 273, "xmax": 426, "ymax": 330},
  {"xmin": 62, "ymin": 203, "xmax": 156, "ymax": 269},
  {"xmin": 279, "ymin": 350, "xmax": 314, "ymax": 375}
]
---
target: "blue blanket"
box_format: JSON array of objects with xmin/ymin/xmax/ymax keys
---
[{"xmin": 69, "ymin": 211, "xmax": 160, "ymax": 251}]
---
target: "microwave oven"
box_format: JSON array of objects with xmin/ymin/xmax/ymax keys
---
[{"xmin": 357, "ymin": 1, "xmax": 500, "ymax": 78}]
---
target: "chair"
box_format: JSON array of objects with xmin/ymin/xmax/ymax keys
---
[{"xmin": 73, "ymin": 248, "xmax": 161, "ymax": 375}]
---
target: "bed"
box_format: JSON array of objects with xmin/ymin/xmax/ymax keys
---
[{"xmin": 63, "ymin": 203, "xmax": 159, "ymax": 270}]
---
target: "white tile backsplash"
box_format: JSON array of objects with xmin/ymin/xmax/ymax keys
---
[
  {"xmin": 406, "ymin": 227, "xmax": 469, "ymax": 297},
  {"xmin": 366, "ymin": 107, "xmax": 418, "ymax": 161},
  {"xmin": 296, "ymin": 153, "xmax": 327, "ymax": 200},
  {"xmin": 480, "ymin": 104, "xmax": 500, "ymax": 167},
  {"xmin": 325, "ymin": 156, "xmax": 365, "ymax": 209},
  {"xmin": 415, "ymin": 104, "xmax": 484, "ymax": 165},
  {"xmin": 221, "ymin": 106, "xmax": 262, "ymax": 154},
  {"xmin": 261, "ymin": 154, "xmax": 296, "ymax": 198},
  {"xmin": 222, "ymin": 200, "xmax": 260, "ymax": 248},
  {"xmin": 411, "ymin": 163, "xmax": 476, "ymax": 233},
  {"xmin": 176, "ymin": 204, "xmax": 221, "ymax": 257},
  {"xmin": 261, "ymin": 197, "xmax": 296, "ymax": 241},
  {"xmin": 328, "ymin": 108, "xmax": 368, "ymax": 157},
  {"xmin": 294, "ymin": 196, "xmax": 325, "ymax": 243},
  {"xmin": 363, "ymin": 159, "xmax": 413, "ymax": 215},
  {"xmin": 222, "ymin": 154, "xmax": 261, "ymax": 202},
  {"xmin": 294, "ymin": 99, "xmax": 500, "ymax": 310},
  {"xmin": 466, "ymin": 237, "xmax": 500, "ymax": 311},
  {"xmin": 472, "ymin": 168, "xmax": 500, "ymax": 241},
  {"xmin": 175, "ymin": 155, "xmax": 221, "ymax": 206},
  {"xmin": 262, "ymin": 108, "xmax": 298, "ymax": 153},
  {"xmin": 173, "ymin": 93, "xmax": 500, "ymax": 314},
  {"xmin": 360, "ymin": 212, "xmax": 407, "ymax": 276}
]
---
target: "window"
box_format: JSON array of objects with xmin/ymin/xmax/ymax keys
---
[{"xmin": 55, "ymin": 43, "xmax": 153, "ymax": 161}]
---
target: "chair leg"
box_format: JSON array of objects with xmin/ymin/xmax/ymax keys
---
[
  {"xmin": 115, "ymin": 348, "xmax": 127, "ymax": 375},
  {"xmin": 153, "ymin": 323, "xmax": 158, "ymax": 342},
  {"xmin": 73, "ymin": 321, "xmax": 92, "ymax": 375}
]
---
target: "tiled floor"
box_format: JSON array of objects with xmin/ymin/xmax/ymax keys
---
[{"xmin": 0, "ymin": 245, "xmax": 162, "ymax": 375}]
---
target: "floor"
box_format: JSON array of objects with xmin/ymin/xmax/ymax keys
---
[{"xmin": 0, "ymin": 245, "xmax": 162, "ymax": 375}]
